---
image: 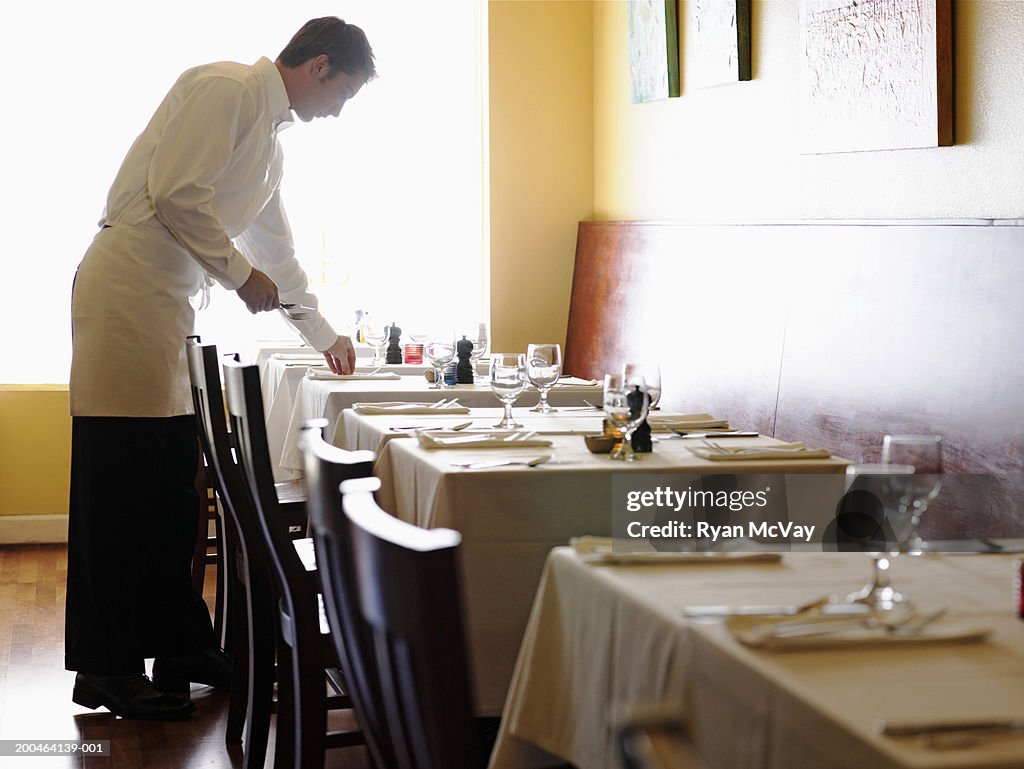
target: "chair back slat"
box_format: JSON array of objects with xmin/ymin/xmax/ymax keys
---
[{"xmin": 342, "ymin": 480, "xmax": 480, "ymax": 769}]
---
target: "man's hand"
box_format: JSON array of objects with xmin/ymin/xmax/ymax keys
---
[
  {"xmin": 322, "ymin": 335, "xmax": 357, "ymax": 375},
  {"xmin": 235, "ymin": 268, "xmax": 280, "ymax": 314}
]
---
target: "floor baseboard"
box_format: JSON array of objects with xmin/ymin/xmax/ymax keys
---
[{"xmin": 0, "ymin": 514, "xmax": 69, "ymax": 544}]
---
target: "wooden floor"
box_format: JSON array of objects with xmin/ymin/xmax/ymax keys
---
[{"xmin": 0, "ymin": 544, "xmax": 371, "ymax": 769}]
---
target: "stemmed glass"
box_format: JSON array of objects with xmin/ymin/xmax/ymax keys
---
[
  {"xmin": 527, "ymin": 343, "xmax": 561, "ymax": 413},
  {"xmin": 882, "ymin": 434, "xmax": 944, "ymax": 555},
  {"xmin": 490, "ymin": 353, "xmax": 526, "ymax": 428},
  {"xmin": 467, "ymin": 322, "xmax": 489, "ymax": 381},
  {"xmin": 360, "ymin": 315, "xmax": 388, "ymax": 367},
  {"xmin": 603, "ymin": 373, "xmax": 649, "ymax": 461},
  {"xmin": 425, "ymin": 335, "xmax": 456, "ymax": 389},
  {"xmin": 623, "ymin": 362, "xmax": 661, "ymax": 409},
  {"xmin": 842, "ymin": 463, "xmax": 917, "ymax": 609}
]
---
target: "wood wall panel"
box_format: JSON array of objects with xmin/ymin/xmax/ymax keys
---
[{"xmin": 564, "ymin": 220, "xmax": 1024, "ymax": 538}]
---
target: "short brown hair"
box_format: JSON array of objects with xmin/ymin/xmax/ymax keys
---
[{"xmin": 279, "ymin": 17, "xmax": 377, "ymax": 80}]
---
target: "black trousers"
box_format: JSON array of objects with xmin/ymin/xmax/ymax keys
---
[{"xmin": 65, "ymin": 415, "xmax": 216, "ymax": 674}]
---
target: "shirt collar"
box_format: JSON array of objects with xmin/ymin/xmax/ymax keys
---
[{"xmin": 254, "ymin": 56, "xmax": 294, "ymax": 132}]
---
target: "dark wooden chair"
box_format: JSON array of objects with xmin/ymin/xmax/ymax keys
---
[
  {"xmin": 339, "ymin": 475, "xmax": 483, "ymax": 769},
  {"xmin": 222, "ymin": 358, "xmax": 366, "ymax": 769},
  {"xmin": 186, "ymin": 337, "xmax": 306, "ymax": 769},
  {"xmin": 299, "ymin": 427, "xmax": 395, "ymax": 769},
  {"xmin": 190, "ymin": 462, "xmax": 226, "ymax": 649}
]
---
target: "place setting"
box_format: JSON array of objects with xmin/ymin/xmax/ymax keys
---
[
  {"xmin": 722, "ymin": 437, "xmax": 993, "ymax": 652},
  {"xmin": 351, "ymin": 399, "xmax": 470, "ymax": 415},
  {"xmin": 570, "ymin": 536, "xmax": 784, "ymax": 566},
  {"xmin": 303, "ymin": 365, "xmax": 402, "ymax": 381}
]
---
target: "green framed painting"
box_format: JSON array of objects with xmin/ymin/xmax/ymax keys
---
[{"xmin": 628, "ymin": 0, "xmax": 680, "ymax": 103}]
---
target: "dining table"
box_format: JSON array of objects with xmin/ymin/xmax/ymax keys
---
[
  {"xmin": 340, "ymin": 405, "xmax": 608, "ymax": 452},
  {"xmin": 370, "ymin": 430, "xmax": 849, "ymax": 714},
  {"xmin": 275, "ymin": 374, "xmax": 604, "ymax": 477},
  {"xmin": 487, "ymin": 545, "xmax": 1024, "ymax": 769}
]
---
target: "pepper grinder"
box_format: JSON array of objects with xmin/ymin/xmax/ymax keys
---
[{"xmin": 385, "ymin": 323, "xmax": 403, "ymax": 364}]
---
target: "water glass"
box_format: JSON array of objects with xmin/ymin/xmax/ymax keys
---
[
  {"xmin": 490, "ymin": 353, "xmax": 526, "ymax": 428},
  {"xmin": 604, "ymin": 373, "xmax": 649, "ymax": 461},
  {"xmin": 527, "ymin": 343, "xmax": 561, "ymax": 413},
  {"xmin": 623, "ymin": 362, "xmax": 662, "ymax": 409},
  {"xmin": 881, "ymin": 434, "xmax": 943, "ymax": 555},
  {"xmin": 425, "ymin": 337, "xmax": 456, "ymax": 389},
  {"xmin": 842, "ymin": 463, "xmax": 917, "ymax": 609},
  {"xmin": 360, "ymin": 315, "xmax": 388, "ymax": 366},
  {"xmin": 467, "ymin": 322, "xmax": 489, "ymax": 381}
]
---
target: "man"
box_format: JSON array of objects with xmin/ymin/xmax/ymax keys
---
[{"xmin": 66, "ymin": 17, "xmax": 375, "ymax": 720}]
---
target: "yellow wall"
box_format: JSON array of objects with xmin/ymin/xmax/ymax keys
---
[
  {"xmin": 0, "ymin": 387, "xmax": 71, "ymax": 517},
  {"xmin": 488, "ymin": 0, "xmax": 595, "ymax": 353},
  {"xmin": 594, "ymin": 0, "xmax": 1024, "ymax": 219}
]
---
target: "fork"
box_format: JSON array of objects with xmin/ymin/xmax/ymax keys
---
[
  {"xmin": 766, "ymin": 609, "xmax": 921, "ymax": 639},
  {"xmin": 430, "ymin": 398, "xmax": 461, "ymax": 409}
]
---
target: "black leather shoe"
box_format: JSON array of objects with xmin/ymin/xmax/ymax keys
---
[
  {"xmin": 72, "ymin": 673, "xmax": 195, "ymax": 721},
  {"xmin": 152, "ymin": 647, "xmax": 232, "ymax": 691}
]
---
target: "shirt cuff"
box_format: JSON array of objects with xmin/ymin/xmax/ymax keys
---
[
  {"xmin": 218, "ymin": 249, "xmax": 254, "ymax": 290},
  {"xmin": 304, "ymin": 318, "xmax": 339, "ymax": 353}
]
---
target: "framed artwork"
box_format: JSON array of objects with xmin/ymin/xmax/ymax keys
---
[
  {"xmin": 693, "ymin": 0, "xmax": 751, "ymax": 88},
  {"xmin": 628, "ymin": 0, "xmax": 680, "ymax": 103},
  {"xmin": 799, "ymin": 0, "xmax": 953, "ymax": 153}
]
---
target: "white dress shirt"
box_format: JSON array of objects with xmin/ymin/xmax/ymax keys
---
[{"xmin": 71, "ymin": 57, "xmax": 337, "ymax": 417}]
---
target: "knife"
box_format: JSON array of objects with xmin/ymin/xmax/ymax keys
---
[{"xmin": 876, "ymin": 718, "xmax": 1024, "ymax": 737}]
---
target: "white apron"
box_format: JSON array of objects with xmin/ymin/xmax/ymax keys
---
[{"xmin": 70, "ymin": 222, "xmax": 206, "ymax": 417}]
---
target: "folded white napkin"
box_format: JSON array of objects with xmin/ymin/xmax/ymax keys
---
[
  {"xmin": 416, "ymin": 429, "xmax": 553, "ymax": 449},
  {"xmin": 353, "ymin": 401, "xmax": 471, "ymax": 415},
  {"xmin": 306, "ymin": 367, "xmax": 401, "ymax": 381},
  {"xmin": 726, "ymin": 614, "xmax": 991, "ymax": 651},
  {"xmin": 570, "ymin": 536, "xmax": 782, "ymax": 565},
  {"xmin": 687, "ymin": 442, "xmax": 832, "ymax": 461},
  {"xmin": 271, "ymin": 351, "xmax": 318, "ymax": 359},
  {"xmin": 648, "ymin": 412, "xmax": 731, "ymax": 432},
  {"xmin": 553, "ymin": 376, "xmax": 601, "ymax": 387}
]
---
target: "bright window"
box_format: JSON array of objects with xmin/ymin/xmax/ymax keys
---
[{"xmin": 1, "ymin": 0, "xmax": 487, "ymax": 383}]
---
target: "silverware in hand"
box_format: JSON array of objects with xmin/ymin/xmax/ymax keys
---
[{"xmin": 280, "ymin": 303, "xmax": 314, "ymax": 320}]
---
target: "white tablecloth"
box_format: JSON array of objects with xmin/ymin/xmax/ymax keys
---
[
  {"xmin": 260, "ymin": 355, "xmax": 488, "ymax": 479},
  {"xmin": 372, "ymin": 433, "xmax": 848, "ymax": 713},
  {"xmin": 340, "ymin": 407, "xmax": 607, "ymax": 452},
  {"xmin": 277, "ymin": 376, "xmax": 604, "ymax": 474},
  {"xmin": 490, "ymin": 548, "xmax": 1023, "ymax": 769}
]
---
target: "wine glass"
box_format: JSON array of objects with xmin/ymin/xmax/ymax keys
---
[
  {"xmin": 425, "ymin": 335, "xmax": 456, "ymax": 389},
  {"xmin": 882, "ymin": 434, "xmax": 943, "ymax": 555},
  {"xmin": 490, "ymin": 353, "xmax": 526, "ymax": 428},
  {"xmin": 527, "ymin": 343, "xmax": 561, "ymax": 413},
  {"xmin": 467, "ymin": 322, "xmax": 489, "ymax": 381},
  {"xmin": 360, "ymin": 315, "xmax": 388, "ymax": 367},
  {"xmin": 603, "ymin": 373, "xmax": 649, "ymax": 461},
  {"xmin": 841, "ymin": 463, "xmax": 917, "ymax": 609},
  {"xmin": 623, "ymin": 362, "xmax": 661, "ymax": 409}
]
